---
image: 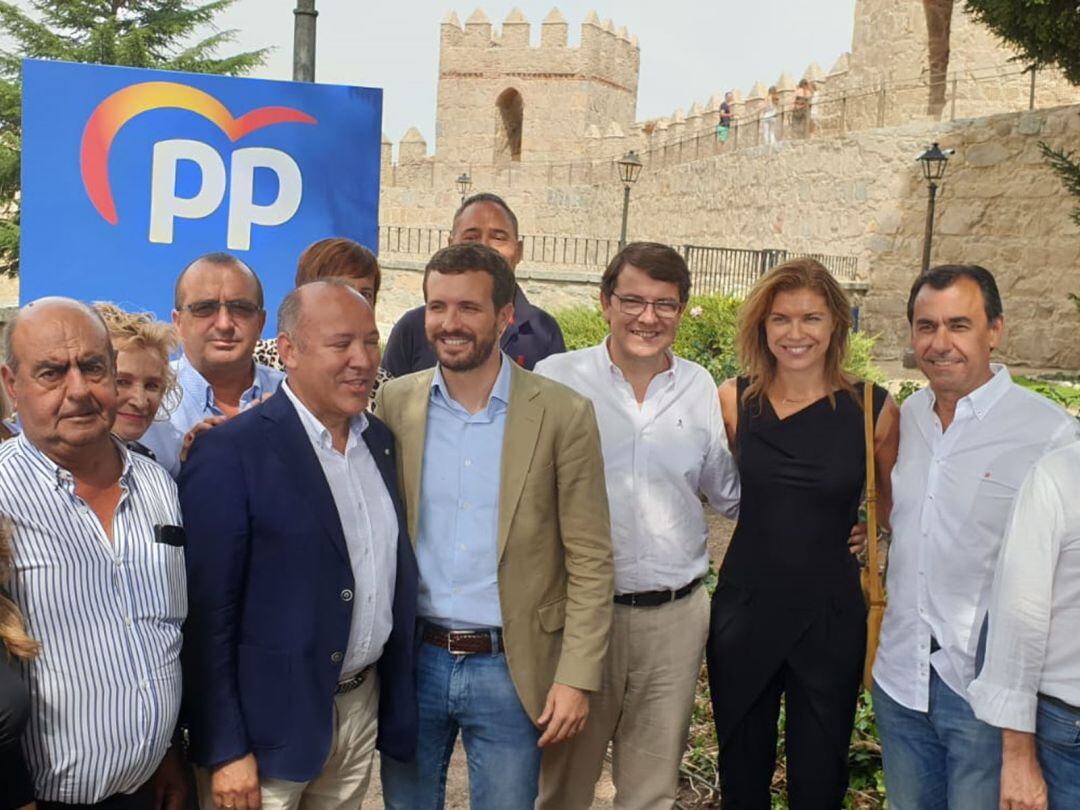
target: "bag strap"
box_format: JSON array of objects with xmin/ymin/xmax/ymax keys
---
[{"xmin": 864, "ymin": 381, "xmax": 884, "ymax": 605}]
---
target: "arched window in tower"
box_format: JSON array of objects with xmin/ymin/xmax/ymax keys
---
[{"xmin": 495, "ymin": 88, "xmax": 523, "ymax": 163}]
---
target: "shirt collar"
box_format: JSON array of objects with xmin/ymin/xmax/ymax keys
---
[
  {"xmin": 281, "ymin": 380, "xmax": 368, "ymax": 452},
  {"xmin": 176, "ymin": 354, "xmax": 267, "ymax": 410},
  {"xmin": 923, "ymin": 363, "xmax": 1012, "ymax": 421},
  {"xmin": 16, "ymin": 432, "xmax": 134, "ymax": 491},
  {"xmin": 431, "ymin": 352, "xmax": 513, "ymax": 411},
  {"xmin": 598, "ymin": 337, "xmax": 678, "ymax": 385}
]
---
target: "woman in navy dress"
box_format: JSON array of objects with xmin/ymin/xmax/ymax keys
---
[{"xmin": 709, "ymin": 259, "xmax": 899, "ymax": 808}]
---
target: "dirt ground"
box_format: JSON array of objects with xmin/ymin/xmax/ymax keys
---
[{"xmin": 362, "ymin": 509, "xmax": 736, "ymax": 809}]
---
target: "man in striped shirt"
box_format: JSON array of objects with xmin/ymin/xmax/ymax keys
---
[{"xmin": 0, "ymin": 298, "xmax": 188, "ymax": 809}]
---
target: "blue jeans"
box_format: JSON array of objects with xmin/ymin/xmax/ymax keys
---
[
  {"xmin": 873, "ymin": 672, "xmax": 1001, "ymax": 810},
  {"xmin": 1036, "ymin": 696, "xmax": 1080, "ymax": 810},
  {"xmin": 381, "ymin": 641, "xmax": 541, "ymax": 809}
]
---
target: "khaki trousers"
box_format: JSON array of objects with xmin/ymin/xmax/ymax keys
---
[
  {"xmin": 538, "ymin": 585, "xmax": 709, "ymax": 810},
  {"xmin": 196, "ymin": 673, "xmax": 379, "ymax": 810}
]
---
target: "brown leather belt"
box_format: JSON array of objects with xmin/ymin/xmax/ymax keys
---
[
  {"xmin": 335, "ymin": 663, "xmax": 374, "ymax": 695},
  {"xmin": 423, "ymin": 624, "xmax": 503, "ymax": 655}
]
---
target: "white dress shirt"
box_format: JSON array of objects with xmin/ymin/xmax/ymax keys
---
[
  {"xmin": 874, "ymin": 365, "xmax": 1080, "ymax": 711},
  {"xmin": 0, "ymin": 436, "xmax": 185, "ymax": 803},
  {"xmin": 282, "ymin": 382, "xmax": 398, "ymax": 675},
  {"xmin": 535, "ymin": 340, "xmax": 739, "ymax": 594},
  {"xmin": 969, "ymin": 440, "xmax": 1080, "ymax": 732}
]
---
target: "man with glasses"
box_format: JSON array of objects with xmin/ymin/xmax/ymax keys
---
[
  {"xmin": 142, "ymin": 252, "xmax": 283, "ymax": 475},
  {"xmin": 534, "ymin": 242, "xmax": 740, "ymax": 809}
]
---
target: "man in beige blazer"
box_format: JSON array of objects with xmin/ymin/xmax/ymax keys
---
[{"xmin": 376, "ymin": 242, "xmax": 613, "ymax": 809}]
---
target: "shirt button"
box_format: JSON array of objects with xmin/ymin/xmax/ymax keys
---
[
  {"xmin": 340, "ymin": 589, "xmax": 354, "ymax": 602},
  {"xmin": 464, "ymin": 459, "xmax": 472, "ymax": 467},
  {"xmin": 124, "ymin": 616, "xmax": 133, "ymax": 627},
  {"xmin": 462, "ymin": 501, "xmax": 470, "ymax": 509},
  {"xmin": 330, "ymin": 651, "xmax": 343, "ymax": 664}
]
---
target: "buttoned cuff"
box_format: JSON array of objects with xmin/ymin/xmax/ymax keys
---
[{"xmin": 968, "ymin": 679, "xmax": 1037, "ymax": 733}]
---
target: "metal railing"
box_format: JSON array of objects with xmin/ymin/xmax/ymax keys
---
[
  {"xmin": 379, "ymin": 226, "xmax": 860, "ymax": 293},
  {"xmin": 684, "ymin": 245, "xmax": 859, "ymax": 297}
]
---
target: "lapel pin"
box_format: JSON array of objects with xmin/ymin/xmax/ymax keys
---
[{"xmin": 384, "ymin": 448, "xmax": 391, "ymax": 455}]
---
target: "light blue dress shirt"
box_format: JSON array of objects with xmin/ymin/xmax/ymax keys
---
[
  {"xmin": 141, "ymin": 354, "xmax": 284, "ymax": 477},
  {"xmin": 417, "ymin": 355, "xmax": 511, "ymax": 629}
]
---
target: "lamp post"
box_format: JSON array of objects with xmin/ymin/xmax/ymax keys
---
[
  {"xmin": 904, "ymin": 142, "xmax": 952, "ymax": 368},
  {"xmin": 617, "ymin": 150, "xmax": 643, "ymax": 249},
  {"xmin": 917, "ymin": 142, "xmax": 950, "ymax": 275},
  {"xmin": 292, "ymin": 0, "xmax": 317, "ymax": 82},
  {"xmin": 456, "ymin": 172, "xmax": 472, "ymax": 203}
]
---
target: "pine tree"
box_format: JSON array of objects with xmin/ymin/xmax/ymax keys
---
[
  {"xmin": 964, "ymin": 0, "xmax": 1080, "ymax": 84},
  {"xmin": 0, "ymin": 0, "xmax": 270, "ymax": 274}
]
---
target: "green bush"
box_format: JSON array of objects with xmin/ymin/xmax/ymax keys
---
[{"xmin": 554, "ymin": 293, "xmax": 882, "ymax": 385}]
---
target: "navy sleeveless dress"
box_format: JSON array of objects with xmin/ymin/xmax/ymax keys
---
[{"xmin": 706, "ymin": 378, "xmax": 886, "ymax": 809}]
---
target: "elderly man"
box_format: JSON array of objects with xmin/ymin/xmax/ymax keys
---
[
  {"xmin": 180, "ymin": 281, "xmax": 418, "ymax": 810},
  {"xmin": 969, "ymin": 442, "xmax": 1080, "ymax": 810},
  {"xmin": 872, "ymin": 265, "xmax": 1080, "ymax": 809},
  {"xmin": 0, "ymin": 297, "xmax": 187, "ymax": 809},
  {"xmin": 376, "ymin": 243, "xmax": 613, "ymax": 809},
  {"xmin": 141, "ymin": 252, "xmax": 283, "ymax": 475},
  {"xmin": 381, "ymin": 192, "xmax": 565, "ymax": 375}
]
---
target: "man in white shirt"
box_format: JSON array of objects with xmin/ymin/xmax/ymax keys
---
[
  {"xmin": 534, "ymin": 242, "xmax": 740, "ymax": 809},
  {"xmin": 872, "ymin": 265, "xmax": 1080, "ymax": 809},
  {"xmin": 969, "ymin": 442, "xmax": 1080, "ymax": 810}
]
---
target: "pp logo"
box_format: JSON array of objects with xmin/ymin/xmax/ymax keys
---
[{"xmin": 80, "ymin": 81, "xmax": 317, "ymax": 250}]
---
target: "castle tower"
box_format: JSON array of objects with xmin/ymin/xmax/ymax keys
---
[{"xmin": 434, "ymin": 7, "xmax": 640, "ymax": 165}]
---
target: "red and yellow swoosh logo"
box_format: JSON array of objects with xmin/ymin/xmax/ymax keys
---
[{"xmin": 80, "ymin": 81, "xmax": 317, "ymax": 224}]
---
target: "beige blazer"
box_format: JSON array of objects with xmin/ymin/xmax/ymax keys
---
[{"xmin": 376, "ymin": 360, "xmax": 614, "ymax": 722}]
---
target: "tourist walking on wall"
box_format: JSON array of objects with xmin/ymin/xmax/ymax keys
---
[
  {"xmin": 761, "ymin": 86, "xmax": 779, "ymax": 145},
  {"xmin": 872, "ymin": 265, "xmax": 1080, "ymax": 810},
  {"xmin": 707, "ymin": 259, "xmax": 899, "ymax": 807}
]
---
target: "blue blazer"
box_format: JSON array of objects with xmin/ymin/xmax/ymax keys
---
[{"xmin": 178, "ymin": 389, "xmax": 418, "ymax": 781}]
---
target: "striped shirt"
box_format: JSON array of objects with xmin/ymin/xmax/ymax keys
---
[{"xmin": 0, "ymin": 435, "xmax": 186, "ymax": 802}]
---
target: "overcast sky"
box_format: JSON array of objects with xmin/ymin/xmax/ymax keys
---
[{"xmin": 207, "ymin": 1, "xmax": 858, "ymax": 148}]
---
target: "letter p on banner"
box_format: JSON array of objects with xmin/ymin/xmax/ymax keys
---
[
  {"xmin": 227, "ymin": 148, "xmax": 303, "ymax": 251},
  {"xmin": 20, "ymin": 59, "xmax": 382, "ymax": 332}
]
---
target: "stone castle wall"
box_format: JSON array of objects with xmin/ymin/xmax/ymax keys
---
[{"xmin": 380, "ymin": 102, "xmax": 1080, "ymax": 368}]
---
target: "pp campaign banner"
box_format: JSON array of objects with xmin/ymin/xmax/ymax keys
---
[{"xmin": 20, "ymin": 59, "xmax": 382, "ymax": 329}]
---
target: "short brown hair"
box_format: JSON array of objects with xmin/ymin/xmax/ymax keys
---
[
  {"xmin": 737, "ymin": 258, "xmax": 854, "ymax": 409},
  {"xmin": 423, "ymin": 243, "xmax": 516, "ymax": 310},
  {"xmin": 601, "ymin": 242, "xmax": 692, "ymax": 303},
  {"xmin": 294, "ymin": 238, "xmax": 381, "ymax": 302}
]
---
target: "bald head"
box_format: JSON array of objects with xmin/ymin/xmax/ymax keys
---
[
  {"xmin": 174, "ymin": 252, "xmax": 263, "ymax": 310},
  {"xmin": 276, "ymin": 280, "xmax": 379, "ymax": 428},
  {"xmin": 277, "ymin": 279, "xmax": 371, "ymax": 350},
  {"xmin": 4, "ymin": 297, "xmax": 112, "ymax": 373},
  {"xmin": 2, "ymin": 296, "xmax": 119, "ymax": 460}
]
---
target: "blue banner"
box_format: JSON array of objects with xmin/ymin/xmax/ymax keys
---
[{"xmin": 21, "ymin": 59, "xmax": 382, "ymax": 331}]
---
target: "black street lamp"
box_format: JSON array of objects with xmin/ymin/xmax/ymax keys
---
[
  {"xmin": 456, "ymin": 172, "xmax": 472, "ymax": 203},
  {"xmin": 917, "ymin": 142, "xmax": 950, "ymax": 275},
  {"xmin": 617, "ymin": 150, "xmax": 643, "ymax": 249}
]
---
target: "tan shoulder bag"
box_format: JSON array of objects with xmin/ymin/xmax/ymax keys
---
[{"xmin": 861, "ymin": 380, "xmax": 885, "ymax": 692}]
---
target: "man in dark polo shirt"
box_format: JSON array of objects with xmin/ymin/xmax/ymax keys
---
[{"xmin": 381, "ymin": 192, "xmax": 565, "ymax": 376}]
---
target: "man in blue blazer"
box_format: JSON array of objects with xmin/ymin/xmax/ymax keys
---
[{"xmin": 180, "ymin": 280, "xmax": 418, "ymax": 810}]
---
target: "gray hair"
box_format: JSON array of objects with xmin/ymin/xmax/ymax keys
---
[
  {"xmin": 276, "ymin": 278, "xmax": 365, "ymax": 350},
  {"xmin": 4, "ymin": 297, "xmax": 113, "ymax": 374}
]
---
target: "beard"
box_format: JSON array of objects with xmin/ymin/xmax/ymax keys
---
[{"xmin": 431, "ymin": 329, "xmax": 499, "ymax": 372}]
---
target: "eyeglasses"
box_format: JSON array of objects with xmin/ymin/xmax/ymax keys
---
[
  {"xmin": 610, "ymin": 292, "xmax": 683, "ymax": 319},
  {"xmin": 179, "ymin": 299, "xmax": 262, "ymax": 319}
]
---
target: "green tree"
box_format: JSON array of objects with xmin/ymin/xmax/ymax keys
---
[
  {"xmin": 964, "ymin": 0, "xmax": 1080, "ymax": 84},
  {"xmin": 0, "ymin": 0, "xmax": 270, "ymax": 274}
]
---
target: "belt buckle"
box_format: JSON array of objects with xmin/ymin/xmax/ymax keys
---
[{"xmin": 446, "ymin": 631, "xmax": 471, "ymax": 655}]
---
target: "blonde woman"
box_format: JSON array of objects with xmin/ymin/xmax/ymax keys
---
[
  {"xmin": 707, "ymin": 259, "xmax": 899, "ymax": 807},
  {"xmin": 1, "ymin": 516, "xmax": 38, "ymax": 810},
  {"xmin": 93, "ymin": 303, "xmax": 179, "ymax": 457}
]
